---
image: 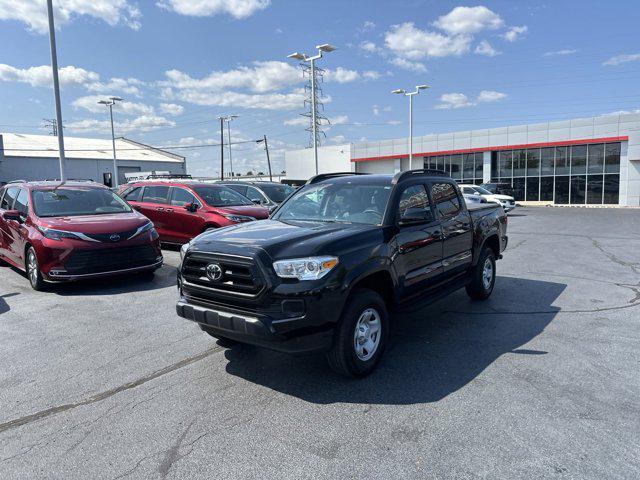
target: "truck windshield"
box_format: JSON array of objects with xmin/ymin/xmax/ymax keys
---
[
  {"xmin": 258, "ymin": 184, "xmax": 295, "ymax": 203},
  {"xmin": 272, "ymin": 181, "xmax": 392, "ymax": 225},
  {"xmin": 193, "ymin": 186, "xmax": 254, "ymax": 207},
  {"xmin": 32, "ymin": 188, "xmax": 132, "ymax": 217}
]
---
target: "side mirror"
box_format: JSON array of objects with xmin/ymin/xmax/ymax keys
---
[
  {"xmin": 2, "ymin": 210, "xmax": 23, "ymax": 223},
  {"xmin": 251, "ymin": 199, "xmax": 262, "ymax": 205},
  {"xmin": 183, "ymin": 202, "xmax": 198, "ymax": 212},
  {"xmin": 398, "ymin": 207, "xmax": 434, "ymax": 226}
]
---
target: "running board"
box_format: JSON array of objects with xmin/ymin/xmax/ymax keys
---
[{"xmin": 394, "ymin": 273, "xmax": 471, "ymax": 313}]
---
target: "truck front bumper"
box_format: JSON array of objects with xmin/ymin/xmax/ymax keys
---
[{"xmin": 176, "ymin": 299, "xmax": 334, "ymax": 355}]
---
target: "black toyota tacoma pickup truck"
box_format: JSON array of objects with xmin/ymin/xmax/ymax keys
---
[{"xmin": 177, "ymin": 170, "xmax": 508, "ymax": 377}]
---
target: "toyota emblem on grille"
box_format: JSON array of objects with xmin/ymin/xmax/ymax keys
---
[
  {"xmin": 206, "ymin": 263, "xmax": 223, "ymax": 282},
  {"xmin": 109, "ymin": 234, "xmax": 121, "ymax": 242}
]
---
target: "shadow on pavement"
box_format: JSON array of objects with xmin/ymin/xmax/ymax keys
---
[
  {"xmin": 0, "ymin": 292, "xmax": 20, "ymax": 315},
  {"xmin": 222, "ymin": 277, "xmax": 565, "ymax": 405}
]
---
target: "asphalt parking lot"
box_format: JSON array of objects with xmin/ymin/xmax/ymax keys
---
[{"xmin": 1, "ymin": 206, "xmax": 639, "ymax": 479}]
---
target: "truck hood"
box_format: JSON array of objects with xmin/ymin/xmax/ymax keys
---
[
  {"xmin": 37, "ymin": 212, "xmax": 150, "ymax": 233},
  {"xmin": 208, "ymin": 205, "xmax": 269, "ymax": 219},
  {"xmin": 190, "ymin": 219, "xmax": 380, "ymax": 260}
]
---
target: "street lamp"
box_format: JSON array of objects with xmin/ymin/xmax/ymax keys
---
[
  {"xmin": 98, "ymin": 96, "xmax": 123, "ymax": 187},
  {"xmin": 392, "ymin": 84, "xmax": 429, "ymax": 170},
  {"xmin": 287, "ymin": 43, "xmax": 337, "ymax": 175},
  {"xmin": 221, "ymin": 115, "xmax": 238, "ymax": 179}
]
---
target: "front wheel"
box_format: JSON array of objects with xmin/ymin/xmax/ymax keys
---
[
  {"xmin": 326, "ymin": 288, "xmax": 388, "ymax": 377},
  {"xmin": 26, "ymin": 247, "xmax": 47, "ymax": 291},
  {"xmin": 465, "ymin": 247, "xmax": 496, "ymax": 300}
]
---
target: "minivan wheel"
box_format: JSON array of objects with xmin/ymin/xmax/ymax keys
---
[
  {"xmin": 26, "ymin": 247, "xmax": 47, "ymax": 291},
  {"xmin": 326, "ymin": 288, "xmax": 388, "ymax": 377},
  {"xmin": 465, "ymin": 247, "xmax": 496, "ymax": 301}
]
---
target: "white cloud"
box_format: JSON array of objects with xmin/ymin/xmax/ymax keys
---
[
  {"xmin": 72, "ymin": 95, "xmax": 155, "ymax": 116},
  {"xmin": 372, "ymin": 105, "xmax": 380, "ymax": 116},
  {"xmin": 85, "ymin": 77, "xmax": 144, "ymax": 96},
  {"xmin": 603, "ymin": 53, "xmax": 640, "ymax": 66},
  {"xmin": 0, "ymin": 0, "xmax": 141, "ymax": 34},
  {"xmin": 475, "ymin": 40, "xmax": 500, "ymax": 57},
  {"xmin": 361, "ymin": 20, "xmax": 375, "ymax": 31},
  {"xmin": 385, "ymin": 22, "xmax": 471, "ymax": 59},
  {"xmin": 283, "ymin": 116, "xmax": 308, "ymax": 126},
  {"xmin": 477, "ymin": 90, "xmax": 507, "ymax": 103},
  {"xmin": 330, "ymin": 115, "xmax": 348, "ymax": 125},
  {"xmin": 0, "ymin": 64, "xmax": 99, "ymax": 88},
  {"xmin": 389, "ymin": 57, "xmax": 428, "ymax": 73},
  {"xmin": 174, "ymin": 89, "xmax": 309, "ymax": 110},
  {"xmin": 360, "ymin": 41, "xmax": 378, "ymax": 54},
  {"xmin": 162, "ymin": 61, "xmax": 301, "ymax": 93},
  {"xmin": 159, "ymin": 102, "xmax": 184, "ymax": 115},
  {"xmin": 543, "ymin": 49, "xmax": 578, "ymax": 57},
  {"xmin": 157, "ymin": 0, "xmax": 270, "ymax": 19},
  {"xmin": 362, "ymin": 70, "xmax": 382, "ymax": 80},
  {"xmin": 66, "ymin": 115, "xmax": 175, "ymax": 134},
  {"xmin": 435, "ymin": 93, "xmax": 474, "ymax": 109},
  {"xmin": 501, "ymin": 25, "xmax": 528, "ymax": 42},
  {"xmin": 433, "ymin": 6, "xmax": 503, "ymax": 35},
  {"xmin": 325, "ymin": 67, "xmax": 360, "ymax": 83},
  {"xmin": 435, "ymin": 90, "xmax": 506, "ymax": 109},
  {"xmin": 329, "ymin": 134, "xmax": 347, "ymax": 144}
]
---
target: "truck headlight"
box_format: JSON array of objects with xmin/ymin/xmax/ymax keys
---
[
  {"xmin": 273, "ymin": 256, "xmax": 339, "ymax": 281},
  {"xmin": 180, "ymin": 242, "xmax": 190, "ymax": 261}
]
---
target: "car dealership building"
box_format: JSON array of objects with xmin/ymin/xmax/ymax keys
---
[{"xmin": 284, "ymin": 113, "xmax": 640, "ymax": 206}]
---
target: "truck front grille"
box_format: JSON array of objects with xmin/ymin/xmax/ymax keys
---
[{"xmin": 181, "ymin": 252, "xmax": 265, "ymax": 298}]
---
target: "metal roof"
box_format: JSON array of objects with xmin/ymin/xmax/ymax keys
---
[{"xmin": 0, "ymin": 133, "xmax": 184, "ymax": 163}]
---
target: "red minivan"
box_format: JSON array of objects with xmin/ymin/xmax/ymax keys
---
[
  {"xmin": 118, "ymin": 181, "xmax": 269, "ymax": 244},
  {"xmin": 0, "ymin": 181, "xmax": 163, "ymax": 290}
]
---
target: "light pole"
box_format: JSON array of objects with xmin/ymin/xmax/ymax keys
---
[
  {"xmin": 98, "ymin": 97, "xmax": 123, "ymax": 187},
  {"xmin": 46, "ymin": 0, "xmax": 67, "ymax": 181},
  {"xmin": 220, "ymin": 115, "xmax": 238, "ymax": 179},
  {"xmin": 392, "ymin": 85, "xmax": 429, "ymax": 170},
  {"xmin": 287, "ymin": 43, "xmax": 336, "ymax": 175}
]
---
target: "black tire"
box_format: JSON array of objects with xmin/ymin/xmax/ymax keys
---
[
  {"xmin": 199, "ymin": 325, "xmax": 239, "ymax": 347},
  {"xmin": 326, "ymin": 288, "xmax": 389, "ymax": 377},
  {"xmin": 465, "ymin": 247, "xmax": 496, "ymax": 301},
  {"xmin": 26, "ymin": 247, "xmax": 47, "ymax": 291}
]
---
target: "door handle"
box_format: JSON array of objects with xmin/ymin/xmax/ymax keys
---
[
  {"xmin": 165, "ymin": 208, "xmax": 173, "ymax": 213},
  {"xmin": 156, "ymin": 207, "xmax": 164, "ymax": 211}
]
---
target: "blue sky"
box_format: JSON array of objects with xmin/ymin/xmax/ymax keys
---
[{"xmin": 1, "ymin": 0, "xmax": 639, "ymax": 176}]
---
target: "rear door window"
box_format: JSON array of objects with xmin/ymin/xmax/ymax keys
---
[
  {"xmin": 431, "ymin": 182, "xmax": 462, "ymax": 218},
  {"xmin": 226, "ymin": 184, "xmax": 247, "ymax": 196},
  {"xmin": 245, "ymin": 186, "xmax": 267, "ymax": 203},
  {"xmin": 141, "ymin": 185, "xmax": 169, "ymax": 204},
  {"xmin": 1, "ymin": 187, "xmax": 18, "ymax": 210}
]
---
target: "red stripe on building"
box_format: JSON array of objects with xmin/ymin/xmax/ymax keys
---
[{"xmin": 351, "ymin": 136, "xmax": 629, "ymax": 163}]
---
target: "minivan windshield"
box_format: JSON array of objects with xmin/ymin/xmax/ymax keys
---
[
  {"xmin": 259, "ymin": 184, "xmax": 295, "ymax": 203},
  {"xmin": 32, "ymin": 188, "xmax": 132, "ymax": 217},
  {"xmin": 193, "ymin": 186, "xmax": 254, "ymax": 207},
  {"xmin": 272, "ymin": 181, "xmax": 392, "ymax": 225}
]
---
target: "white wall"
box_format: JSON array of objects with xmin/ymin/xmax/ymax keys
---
[{"xmin": 284, "ymin": 144, "xmax": 352, "ymax": 180}]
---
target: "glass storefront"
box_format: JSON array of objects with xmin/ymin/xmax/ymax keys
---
[
  {"xmin": 423, "ymin": 152, "xmax": 484, "ymax": 184},
  {"xmin": 490, "ymin": 142, "xmax": 620, "ymax": 204}
]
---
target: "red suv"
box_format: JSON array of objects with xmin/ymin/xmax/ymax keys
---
[
  {"xmin": 118, "ymin": 181, "xmax": 269, "ymax": 244},
  {"xmin": 0, "ymin": 181, "xmax": 162, "ymax": 290}
]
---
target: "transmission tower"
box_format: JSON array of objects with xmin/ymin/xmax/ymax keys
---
[
  {"xmin": 42, "ymin": 118, "xmax": 59, "ymax": 136},
  {"xmin": 299, "ymin": 62, "xmax": 330, "ymax": 148}
]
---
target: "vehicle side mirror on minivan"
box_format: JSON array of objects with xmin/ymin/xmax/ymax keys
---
[
  {"xmin": 398, "ymin": 207, "xmax": 434, "ymax": 226},
  {"xmin": 183, "ymin": 202, "xmax": 199, "ymax": 212},
  {"xmin": 2, "ymin": 210, "xmax": 23, "ymax": 223},
  {"xmin": 251, "ymin": 198, "xmax": 262, "ymax": 205}
]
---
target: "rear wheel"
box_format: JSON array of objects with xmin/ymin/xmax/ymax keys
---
[
  {"xmin": 26, "ymin": 247, "xmax": 47, "ymax": 291},
  {"xmin": 465, "ymin": 247, "xmax": 496, "ymax": 300},
  {"xmin": 326, "ymin": 288, "xmax": 388, "ymax": 377}
]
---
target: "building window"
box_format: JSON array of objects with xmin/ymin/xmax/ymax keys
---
[
  {"xmin": 570, "ymin": 175, "xmax": 586, "ymax": 204},
  {"xmin": 541, "ymin": 148, "xmax": 554, "ymax": 175},
  {"xmin": 571, "ymin": 145, "xmax": 587, "ymax": 175},
  {"xmin": 588, "ymin": 143, "xmax": 604, "ymax": 174},
  {"xmin": 605, "ymin": 143, "xmax": 621, "ymax": 173}
]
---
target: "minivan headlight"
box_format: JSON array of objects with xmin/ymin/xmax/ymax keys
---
[
  {"xmin": 37, "ymin": 226, "xmax": 96, "ymax": 242},
  {"xmin": 273, "ymin": 256, "xmax": 338, "ymax": 280},
  {"xmin": 223, "ymin": 214, "xmax": 255, "ymax": 223}
]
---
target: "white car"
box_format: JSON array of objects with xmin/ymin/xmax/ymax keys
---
[{"xmin": 459, "ymin": 184, "xmax": 516, "ymax": 212}]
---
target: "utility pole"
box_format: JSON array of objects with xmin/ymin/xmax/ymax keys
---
[
  {"xmin": 262, "ymin": 135, "xmax": 272, "ymax": 181},
  {"xmin": 218, "ymin": 116, "xmax": 224, "ymax": 180},
  {"xmin": 227, "ymin": 121, "xmax": 233, "ymax": 178},
  {"xmin": 46, "ymin": 0, "xmax": 66, "ymax": 181},
  {"xmin": 98, "ymin": 97, "xmax": 123, "ymax": 187}
]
